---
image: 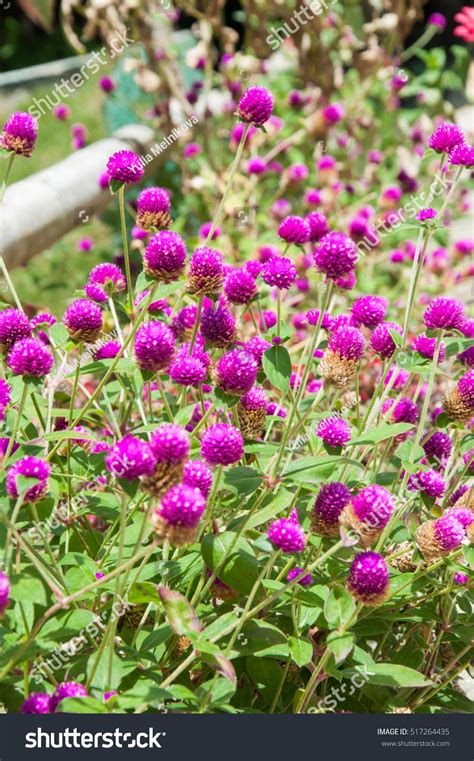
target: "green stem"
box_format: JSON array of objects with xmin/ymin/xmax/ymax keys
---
[
  {"xmin": 0, "ymin": 382, "xmax": 29, "ymax": 471},
  {"xmin": 118, "ymin": 185, "xmax": 134, "ymax": 312},
  {"xmin": 206, "ymin": 124, "xmax": 250, "ymax": 241},
  {"xmin": 0, "ymin": 153, "xmax": 15, "ymax": 204}
]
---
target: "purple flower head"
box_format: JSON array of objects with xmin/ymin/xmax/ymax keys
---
[
  {"xmin": 169, "ymin": 354, "xmax": 207, "ymax": 386},
  {"xmin": 306, "ymin": 212, "xmax": 330, "ymax": 242},
  {"xmin": 428, "ymin": 12, "xmax": 446, "ymax": 28},
  {"xmin": 416, "ymin": 208, "xmax": 437, "ymax": 222},
  {"xmin": 1, "ymin": 112, "xmax": 38, "ymax": 156},
  {"xmin": 63, "ymin": 299, "xmax": 103, "ymax": 343},
  {"xmin": 328, "ymin": 325, "xmax": 366, "ymax": 360},
  {"xmin": 347, "ymin": 551, "xmax": 389, "ymax": 603},
  {"xmin": 136, "ymin": 187, "xmax": 171, "ymax": 230},
  {"xmin": 157, "ymin": 484, "xmax": 206, "ymax": 528},
  {"xmin": 144, "ymin": 231, "xmax": 187, "ymax": 281},
  {"xmin": 323, "ymin": 103, "xmax": 344, "ymax": 124},
  {"xmin": 84, "ymin": 283, "xmax": 108, "ymax": 303},
  {"xmin": 307, "ymin": 308, "xmax": 332, "ymax": 329},
  {"xmin": 200, "ymin": 303, "xmax": 236, "ymax": 347},
  {"xmin": 99, "ymin": 75, "xmax": 115, "ymax": 93},
  {"xmin": 382, "ymin": 396, "xmax": 419, "ymax": 425},
  {"xmin": 267, "ymin": 517, "xmax": 306, "ymax": 553},
  {"xmin": 134, "ymin": 320, "xmax": 175, "ymax": 372},
  {"xmin": 0, "ymin": 378, "xmax": 11, "ymax": 414},
  {"xmin": 454, "ymin": 572, "xmax": 469, "ymax": 585},
  {"xmin": 105, "ymin": 435, "xmax": 156, "ymax": 481},
  {"xmin": 428, "ymin": 122, "xmax": 464, "ymax": 154},
  {"xmin": 262, "ymin": 256, "xmax": 297, "ymax": 290},
  {"xmin": 50, "ymin": 682, "xmax": 88, "ymax": 712},
  {"xmin": 423, "ymin": 431, "xmax": 452, "ymax": 462},
  {"xmin": 188, "ymin": 247, "xmax": 224, "ymax": 294},
  {"xmin": 6, "ymin": 456, "xmax": 50, "ymax": 503},
  {"xmin": 287, "ymin": 163, "xmax": 309, "ymax": 183},
  {"xmin": 408, "ymin": 469, "xmax": 446, "ymax": 498},
  {"xmin": 278, "ymin": 215, "xmax": 310, "ymax": 245},
  {"xmin": 224, "ymin": 268, "xmax": 257, "ymax": 305},
  {"xmin": 370, "ymin": 321, "xmax": 402, "ymax": 359},
  {"xmin": 171, "ymin": 304, "xmax": 199, "ymax": 339},
  {"xmin": 433, "ymin": 514, "xmax": 466, "ymax": 550},
  {"xmin": 214, "ymin": 349, "xmax": 258, "ymax": 395},
  {"xmin": 247, "ymin": 157, "xmax": 267, "ymax": 175},
  {"xmin": 201, "ymin": 423, "xmax": 244, "ymax": 465},
  {"xmin": 411, "ymin": 333, "xmax": 446, "ymax": 362},
  {"xmin": 183, "ymin": 143, "xmax": 201, "ymax": 159},
  {"xmin": 149, "ymin": 423, "xmax": 190, "ymax": 464},
  {"xmin": 0, "ymin": 570, "xmax": 10, "ymax": 616},
  {"xmin": 259, "ymin": 310, "xmax": 277, "ymax": 331},
  {"xmin": 449, "ymin": 143, "xmax": 474, "ymax": 168},
  {"xmin": 237, "ymin": 86, "xmax": 274, "ymax": 126},
  {"xmin": 352, "ymin": 485, "xmax": 395, "ymax": 528},
  {"xmin": 313, "ymin": 232, "xmax": 358, "ymax": 279},
  {"xmin": 245, "ymin": 335, "xmax": 271, "ymax": 364},
  {"xmin": 7, "ymin": 337, "xmax": 54, "ymax": 377},
  {"xmin": 335, "ymin": 271, "xmax": 356, "ymax": 291},
  {"xmin": 88, "ymin": 263, "xmax": 126, "ymax": 295},
  {"xmin": 30, "ymin": 312, "xmax": 56, "ymax": 330},
  {"xmin": 316, "ymin": 416, "xmax": 351, "ymax": 447},
  {"xmin": 0, "ymin": 308, "xmax": 32, "ymax": 352},
  {"xmin": 106, "ymin": 150, "xmax": 144, "ymax": 184},
  {"xmin": 94, "ymin": 340, "xmax": 121, "ymax": 360},
  {"xmin": 423, "ymin": 298, "xmax": 465, "ymax": 331},
  {"xmin": 384, "ymin": 366, "xmax": 410, "ymax": 390},
  {"xmin": 0, "ymin": 437, "xmax": 18, "ymax": 461},
  {"xmin": 21, "ymin": 693, "xmax": 52, "ymax": 714},
  {"xmin": 313, "ymin": 482, "xmax": 351, "ymax": 525},
  {"xmin": 183, "ymin": 459, "xmax": 213, "ymax": 498},
  {"xmin": 287, "ymin": 567, "xmax": 313, "ymax": 587},
  {"xmin": 458, "ymin": 345, "xmax": 474, "ymax": 367},
  {"xmin": 457, "ymin": 370, "xmax": 474, "ymax": 409},
  {"xmin": 445, "ymin": 507, "xmax": 474, "ymax": 530},
  {"xmin": 239, "ymin": 386, "xmax": 268, "ymax": 410}
]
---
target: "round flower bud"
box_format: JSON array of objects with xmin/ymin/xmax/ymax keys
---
[
  {"xmin": 21, "ymin": 693, "xmax": 52, "ymax": 714},
  {"xmin": 50, "ymin": 682, "xmax": 88, "ymax": 712},
  {"xmin": 408, "ymin": 469, "xmax": 446, "ymax": 498},
  {"xmin": 411, "ymin": 333, "xmax": 446, "ymax": 362},
  {"xmin": 7, "ymin": 338, "xmax": 54, "ymax": 377},
  {"xmin": 347, "ymin": 551, "xmax": 390, "ymax": 605},
  {"xmin": 144, "ymin": 231, "xmax": 187, "ymax": 282},
  {"xmin": 136, "ymin": 187, "xmax": 171, "ymax": 230},
  {"xmin": 313, "ymin": 232, "xmax": 358, "ymax": 279},
  {"xmin": 200, "ymin": 303, "xmax": 236, "ymax": 348},
  {"xmin": 449, "ymin": 143, "xmax": 474, "ymax": 168},
  {"xmin": 224, "ymin": 268, "xmax": 257, "ymax": 305},
  {"xmin": 0, "ymin": 112, "xmax": 38, "ymax": 156},
  {"xmin": 151, "ymin": 484, "xmax": 206, "ymax": 546},
  {"xmin": 370, "ymin": 321, "xmax": 402, "ymax": 359},
  {"xmin": 262, "ymin": 256, "xmax": 297, "ymax": 289},
  {"xmin": 306, "ymin": 211, "xmax": 330, "ymax": 242},
  {"xmin": 133, "ymin": 320, "xmax": 175, "ymax": 373},
  {"xmin": 213, "ymin": 349, "xmax": 258, "ymax": 396},
  {"xmin": 6, "ymin": 456, "xmax": 50, "ymax": 503},
  {"xmin": 0, "ymin": 570, "xmax": 10, "ymax": 617},
  {"xmin": 105, "ymin": 435, "xmax": 156, "ymax": 481},
  {"xmin": 278, "ymin": 215, "xmax": 310, "ymax": 244},
  {"xmin": 351, "ymin": 295, "xmax": 387, "ymax": 328},
  {"xmin": 287, "ymin": 567, "xmax": 313, "ymax": 587},
  {"xmin": 169, "ymin": 354, "xmax": 207, "ymax": 386},
  {"xmin": 340, "ymin": 485, "xmax": 395, "ymax": 547},
  {"xmin": 0, "ymin": 308, "xmax": 32, "ymax": 353},
  {"xmin": 382, "ymin": 397, "xmax": 419, "ymax": 425},
  {"xmin": 312, "ymin": 481, "xmax": 351, "ymax": 537},
  {"xmin": 237, "ymin": 86, "xmax": 274, "ymax": 126},
  {"xmin": 183, "ymin": 459, "xmax": 213, "ymax": 498},
  {"xmin": 187, "ymin": 247, "xmax": 224, "ymax": 294},
  {"xmin": 267, "ymin": 516, "xmax": 306, "ymax": 553},
  {"xmin": 63, "ymin": 299, "xmax": 103, "ymax": 343},
  {"xmin": 428, "ymin": 122, "xmax": 464, "ymax": 154},
  {"xmin": 316, "ymin": 416, "xmax": 351, "ymax": 447},
  {"xmin": 106, "ymin": 150, "xmax": 144, "ymax": 184},
  {"xmin": 416, "ymin": 514, "xmax": 466, "ymax": 561},
  {"xmin": 201, "ymin": 423, "xmax": 244, "ymax": 465},
  {"xmin": 88, "ymin": 263, "xmax": 126, "ymax": 296},
  {"xmin": 423, "ymin": 298, "xmax": 464, "ymax": 331},
  {"xmin": 423, "ymin": 431, "xmax": 452, "ymax": 463},
  {"xmin": 236, "ymin": 386, "xmax": 268, "ymax": 439}
]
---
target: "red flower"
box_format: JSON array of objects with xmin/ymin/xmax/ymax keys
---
[{"xmin": 454, "ymin": 6, "xmax": 474, "ymax": 43}]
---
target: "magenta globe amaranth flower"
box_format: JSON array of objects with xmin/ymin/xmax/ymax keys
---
[
  {"xmin": 382, "ymin": 397, "xmax": 419, "ymax": 425},
  {"xmin": 151, "ymin": 484, "xmax": 206, "ymax": 546},
  {"xmin": 149, "ymin": 423, "xmax": 190, "ymax": 465},
  {"xmin": 200, "ymin": 303, "xmax": 236, "ymax": 348},
  {"xmin": 454, "ymin": 572, "xmax": 469, "ymax": 585},
  {"xmin": 224, "ymin": 268, "xmax": 258, "ymax": 304},
  {"xmin": 267, "ymin": 516, "xmax": 306, "ymax": 553},
  {"xmin": 213, "ymin": 349, "xmax": 258, "ymax": 396},
  {"xmin": 245, "ymin": 335, "xmax": 271, "ymax": 365},
  {"xmin": 340, "ymin": 485, "xmax": 396, "ymax": 547},
  {"xmin": 411, "ymin": 333, "xmax": 446, "ymax": 362},
  {"xmin": 408, "ymin": 469, "xmax": 446, "ymax": 498},
  {"xmin": 187, "ymin": 246, "xmax": 224, "ymax": 294},
  {"xmin": 306, "ymin": 211, "xmax": 330, "ymax": 242},
  {"xmin": 237, "ymin": 86, "xmax": 274, "ymax": 126},
  {"xmin": 6, "ymin": 456, "xmax": 50, "ymax": 503},
  {"xmin": 457, "ymin": 370, "xmax": 474, "ymax": 410},
  {"xmin": 63, "ymin": 299, "xmax": 103, "ymax": 343},
  {"xmin": 287, "ymin": 567, "xmax": 313, "ymax": 587},
  {"xmin": 423, "ymin": 298, "xmax": 465, "ymax": 331},
  {"xmin": 312, "ymin": 481, "xmax": 351, "ymax": 537},
  {"xmin": 423, "ymin": 431, "xmax": 452, "ymax": 463},
  {"xmin": 370, "ymin": 321, "xmax": 402, "ymax": 359},
  {"xmin": 428, "ymin": 122, "xmax": 464, "ymax": 154},
  {"xmin": 21, "ymin": 693, "xmax": 52, "ymax": 714},
  {"xmin": 449, "ymin": 143, "xmax": 474, "ymax": 168},
  {"xmin": 236, "ymin": 386, "xmax": 268, "ymax": 439},
  {"xmin": 443, "ymin": 370, "xmax": 474, "ymax": 424},
  {"xmin": 320, "ymin": 325, "xmax": 365, "ymax": 390},
  {"xmin": 416, "ymin": 513, "xmax": 466, "ymax": 561},
  {"xmin": 107, "ymin": 150, "xmax": 144, "ymax": 184},
  {"xmin": 351, "ymin": 295, "xmax": 387, "ymax": 328},
  {"xmin": 169, "ymin": 354, "xmax": 207, "ymax": 386},
  {"xmin": 316, "ymin": 416, "xmax": 351, "ymax": 448},
  {"xmin": 144, "ymin": 231, "xmax": 187, "ymax": 282},
  {"xmin": 50, "ymin": 682, "xmax": 88, "ymax": 712},
  {"xmin": 201, "ymin": 423, "xmax": 244, "ymax": 466},
  {"xmin": 0, "ymin": 308, "xmax": 32, "ymax": 353},
  {"xmin": 278, "ymin": 215, "xmax": 310, "ymax": 245},
  {"xmin": 428, "ymin": 12, "xmax": 446, "ymax": 28},
  {"xmin": 133, "ymin": 320, "xmax": 175, "ymax": 373},
  {"xmin": 7, "ymin": 337, "xmax": 54, "ymax": 377},
  {"xmin": 136, "ymin": 187, "xmax": 171, "ymax": 231},
  {"xmin": 183, "ymin": 459, "xmax": 213, "ymax": 498},
  {"xmin": 99, "ymin": 75, "xmax": 116, "ymax": 93},
  {"xmin": 0, "ymin": 570, "xmax": 10, "ymax": 618},
  {"xmin": 105, "ymin": 435, "xmax": 156, "ymax": 481},
  {"xmin": 262, "ymin": 256, "xmax": 297, "ymax": 289},
  {"xmin": 88, "ymin": 263, "xmax": 126, "ymax": 296},
  {"xmin": 94, "ymin": 340, "xmax": 121, "ymax": 360},
  {"xmin": 347, "ymin": 551, "xmax": 390, "ymax": 605},
  {"xmin": 313, "ymin": 232, "xmax": 358, "ymax": 279},
  {"xmin": 416, "ymin": 208, "xmax": 437, "ymax": 223},
  {"xmin": 1, "ymin": 112, "xmax": 38, "ymax": 156}
]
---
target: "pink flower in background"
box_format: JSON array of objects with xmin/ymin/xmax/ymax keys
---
[
  {"xmin": 53, "ymin": 104, "xmax": 70, "ymax": 120},
  {"xmin": 454, "ymin": 6, "xmax": 474, "ymax": 42}
]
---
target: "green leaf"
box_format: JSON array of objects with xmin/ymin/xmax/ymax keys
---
[
  {"xmin": 9, "ymin": 574, "xmax": 47, "ymax": 605},
  {"xmin": 245, "ymin": 657, "xmax": 283, "ymax": 702},
  {"xmin": 355, "ymin": 663, "xmax": 433, "ymax": 688},
  {"xmin": 288, "ymin": 636, "xmax": 313, "ymax": 667},
  {"xmin": 326, "ymin": 631, "xmax": 355, "ymax": 665},
  {"xmin": 229, "ymin": 619, "xmax": 287, "ymax": 659},
  {"xmin": 109, "ymin": 179, "xmax": 124, "ymax": 194},
  {"xmin": 324, "ymin": 586, "xmax": 356, "ymax": 629},
  {"xmin": 57, "ymin": 697, "xmax": 108, "ymax": 714},
  {"xmin": 349, "ymin": 422, "xmax": 414, "ymax": 446},
  {"xmin": 127, "ymin": 582, "xmax": 163, "ymax": 606},
  {"xmin": 222, "ymin": 466, "xmax": 263, "ymax": 496},
  {"xmin": 230, "ymin": 489, "xmax": 292, "ymax": 531},
  {"xmin": 157, "ymin": 587, "xmax": 201, "ymax": 635},
  {"xmin": 201, "ymin": 652, "xmax": 237, "ymax": 683},
  {"xmin": 201, "ymin": 531, "xmax": 259, "ymax": 596},
  {"xmin": 262, "ymin": 345, "xmax": 292, "ymax": 395}
]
